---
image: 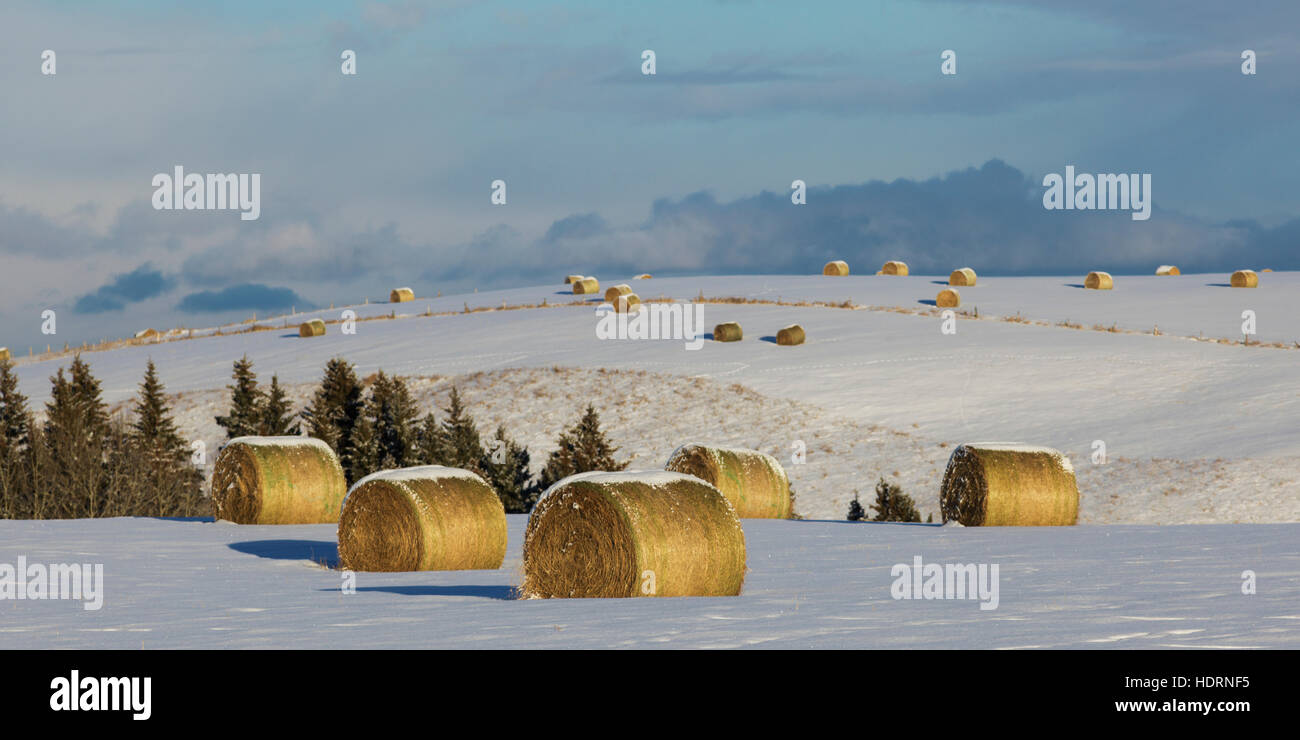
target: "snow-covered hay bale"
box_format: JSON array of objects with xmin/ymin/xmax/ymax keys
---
[
  {"xmin": 0, "ymin": 347, "xmax": 9, "ymax": 363},
  {"xmin": 573, "ymin": 277, "xmax": 600, "ymax": 295},
  {"xmin": 1260, "ymin": 268, "xmax": 1273, "ymax": 273},
  {"xmin": 881, "ymin": 260, "xmax": 909, "ymax": 276},
  {"xmin": 949, "ymin": 268, "xmax": 977, "ymax": 286},
  {"xmin": 612, "ymin": 293, "xmax": 642, "ymax": 314},
  {"xmin": 389, "ymin": 287, "xmax": 415, "ymax": 303},
  {"xmin": 940, "ymin": 444, "xmax": 1079, "ymax": 527},
  {"xmin": 564, "ymin": 274, "xmax": 584, "ymax": 285},
  {"xmin": 298, "ymin": 319, "xmax": 326, "ymax": 337},
  {"xmin": 776, "ymin": 324, "xmax": 805, "ymax": 346},
  {"xmin": 134, "ymin": 328, "xmax": 159, "ymax": 340},
  {"xmin": 604, "ymin": 283, "xmax": 633, "ymax": 303},
  {"xmin": 521, "ymin": 471, "xmax": 746, "ymax": 598},
  {"xmin": 1155, "ymin": 265, "xmax": 1180, "ymax": 276},
  {"xmin": 338, "ymin": 466, "xmax": 507, "ymax": 572},
  {"xmin": 665, "ymin": 444, "xmax": 792, "ymax": 519},
  {"xmin": 633, "ymin": 273, "xmax": 652, "ymax": 280},
  {"xmin": 936, "ymin": 288, "xmax": 961, "ymax": 308},
  {"xmin": 1084, "ymin": 271, "xmax": 1113, "ymax": 290},
  {"xmin": 1230, "ymin": 270, "xmax": 1258, "ymax": 288},
  {"xmin": 212, "ymin": 437, "xmax": 347, "ymax": 524},
  {"xmin": 822, "ymin": 260, "xmax": 849, "ymax": 276},
  {"xmin": 713, "ymin": 321, "xmax": 743, "ymax": 342}
]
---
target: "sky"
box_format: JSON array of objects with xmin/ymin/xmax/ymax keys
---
[{"xmin": 1, "ymin": 0, "xmax": 1297, "ymax": 350}]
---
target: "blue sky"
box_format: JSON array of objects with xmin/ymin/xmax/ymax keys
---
[{"xmin": 1, "ymin": 0, "xmax": 1297, "ymax": 349}]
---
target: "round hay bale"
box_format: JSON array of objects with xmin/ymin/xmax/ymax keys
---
[
  {"xmin": 822, "ymin": 260, "xmax": 849, "ymax": 276},
  {"xmin": 633, "ymin": 273, "xmax": 652, "ymax": 279},
  {"xmin": 389, "ymin": 287, "xmax": 415, "ymax": 303},
  {"xmin": 603, "ymin": 283, "xmax": 633, "ymax": 303},
  {"xmin": 936, "ymin": 288, "xmax": 961, "ymax": 308},
  {"xmin": 212, "ymin": 437, "xmax": 347, "ymax": 524},
  {"xmin": 881, "ymin": 260, "xmax": 909, "ymax": 276},
  {"xmin": 564, "ymin": 274, "xmax": 584, "ymax": 285},
  {"xmin": 940, "ymin": 444, "xmax": 1079, "ymax": 526},
  {"xmin": 1230, "ymin": 269, "xmax": 1258, "ymax": 288},
  {"xmin": 1155, "ymin": 265, "xmax": 1180, "ymax": 276},
  {"xmin": 665, "ymin": 444, "xmax": 792, "ymax": 519},
  {"xmin": 776, "ymin": 324, "xmax": 805, "ymax": 346},
  {"xmin": 573, "ymin": 277, "xmax": 600, "ymax": 295},
  {"xmin": 713, "ymin": 321, "xmax": 743, "ymax": 342},
  {"xmin": 0, "ymin": 347, "xmax": 9, "ymax": 363},
  {"xmin": 521, "ymin": 471, "xmax": 746, "ymax": 598},
  {"xmin": 1260, "ymin": 268, "xmax": 1273, "ymax": 273},
  {"xmin": 612, "ymin": 293, "xmax": 641, "ymax": 314},
  {"xmin": 1084, "ymin": 271, "xmax": 1113, "ymax": 290},
  {"xmin": 338, "ymin": 466, "xmax": 507, "ymax": 572},
  {"xmin": 948, "ymin": 267, "xmax": 977, "ymax": 286},
  {"xmin": 134, "ymin": 328, "xmax": 159, "ymax": 340},
  {"xmin": 298, "ymin": 319, "xmax": 326, "ymax": 337}
]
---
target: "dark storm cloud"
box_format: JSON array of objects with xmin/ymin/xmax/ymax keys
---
[
  {"xmin": 73, "ymin": 264, "xmax": 174, "ymax": 314},
  {"xmin": 177, "ymin": 284, "xmax": 306, "ymax": 313}
]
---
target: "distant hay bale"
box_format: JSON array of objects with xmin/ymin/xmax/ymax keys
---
[
  {"xmin": 573, "ymin": 277, "xmax": 600, "ymax": 295},
  {"xmin": 612, "ymin": 293, "xmax": 642, "ymax": 314},
  {"xmin": 338, "ymin": 466, "xmax": 507, "ymax": 572},
  {"xmin": 564, "ymin": 274, "xmax": 584, "ymax": 284},
  {"xmin": 603, "ymin": 283, "xmax": 633, "ymax": 303},
  {"xmin": 1084, "ymin": 271, "xmax": 1113, "ymax": 290},
  {"xmin": 1230, "ymin": 269, "xmax": 1259, "ymax": 288},
  {"xmin": 521, "ymin": 471, "xmax": 746, "ymax": 598},
  {"xmin": 1260, "ymin": 268, "xmax": 1273, "ymax": 273},
  {"xmin": 665, "ymin": 444, "xmax": 792, "ymax": 519},
  {"xmin": 948, "ymin": 268, "xmax": 977, "ymax": 286},
  {"xmin": 298, "ymin": 319, "xmax": 326, "ymax": 337},
  {"xmin": 822, "ymin": 260, "xmax": 849, "ymax": 276},
  {"xmin": 881, "ymin": 260, "xmax": 909, "ymax": 276},
  {"xmin": 633, "ymin": 273, "xmax": 652, "ymax": 280},
  {"xmin": 776, "ymin": 324, "xmax": 805, "ymax": 346},
  {"xmin": 940, "ymin": 444, "xmax": 1079, "ymax": 526},
  {"xmin": 0, "ymin": 347, "xmax": 8, "ymax": 363},
  {"xmin": 389, "ymin": 287, "xmax": 415, "ymax": 303},
  {"xmin": 134, "ymin": 328, "xmax": 159, "ymax": 340},
  {"xmin": 936, "ymin": 288, "xmax": 961, "ymax": 308},
  {"xmin": 212, "ymin": 437, "xmax": 347, "ymax": 524},
  {"xmin": 713, "ymin": 321, "xmax": 743, "ymax": 342},
  {"xmin": 1155, "ymin": 265, "xmax": 1180, "ymax": 276}
]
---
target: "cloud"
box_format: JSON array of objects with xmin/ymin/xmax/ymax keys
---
[
  {"xmin": 176, "ymin": 284, "xmax": 306, "ymax": 313},
  {"xmin": 73, "ymin": 263, "xmax": 173, "ymax": 313}
]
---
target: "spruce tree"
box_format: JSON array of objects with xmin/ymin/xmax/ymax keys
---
[
  {"xmin": 870, "ymin": 478, "xmax": 921, "ymax": 523},
  {"xmin": 438, "ymin": 386, "xmax": 484, "ymax": 472},
  {"xmin": 0, "ymin": 359, "xmax": 30, "ymax": 456},
  {"xmin": 132, "ymin": 360, "xmax": 188, "ymax": 467},
  {"xmin": 68, "ymin": 354, "xmax": 109, "ymax": 443},
  {"xmin": 847, "ymin": 491, "xmax": 866, "ymax": 521},
  {"xmin": 347, "ymin": 412, "xmax": 380, "ymax": 484},
  {"xmin": 481, "ymin": 425, "xmax": 535, "ymax": 513},
  {"xmin": 367, "ymin": 372, "xmax": 420, "ymax": 469},
  {"xmin": 44, "ymin": 360, "xmax": 110, "ymax": 517},
  {"xmin": 303, "ymin": 358, "xmax": 364, "ymax": 477},
  {"xmin": 415, "ymin": 412, "xmax": 444, "ymax": 465},
  {"xmin": 536, "ymin": 404, "xmax": 627, "ymax": 492},
  {"xmin": 259, "ymin": 375, "xmax": 299, "ymax": 436},
  {"xmin": 214, "ymin": 356, "xmax": 262, "ymax": 439}
]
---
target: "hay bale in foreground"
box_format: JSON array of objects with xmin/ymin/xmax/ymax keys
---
[
  {"xmin": 881, "ymin": 260, "xmax": 909, "ymax": 276},
  {"xmin": 949, "ymin": 268, "xmax": 977, "ymax": 286},
  {"xmin": 936, "ymin": 288, "xmax": 961, "ymax": 308},
  {"xmin": 822, "ymin": 260, "xmax": 849, "ymax": 276},
  {"xmin": 573, "ymin": 277, "xmax": 600, "ymax": 295},
  {"xmin": 1230, "ymin": 269, "xmax": 1258, "ymax": 288},
  {"xmin": 665, "ymin": 444, "xmax": 792, "ymax": 519},
  {"xmin": 338, "ymin": 466, "xmax": 507, "ymax": 572},
  {"xmin": 212, "ymin": 437, "xmax": 347, "ymax": 524},
  {"xmin": 521, "ymin": 471, "xmax": 746, "ymax": 598},
  {"xmin": 1155, "ymin": 265, "xmax": 1180, "ymax": 276},
  {"xmin": 713, "ymin": 321, "xmax": 743, "ymax": 342},
  {"xmin": 776, "ymin": 324, "xmax": 805, "ymax": 346},
  {"xmin": 612, "ymin": 293, "xmax": 641, "ymax": 314},
  {"xmin": 564, "ymin": 274, "xmax": 584, "ymax": 285},
  {"xmin": 940, "ymin": 444, "xmax": 1078, "ymax": 526},
  {"xmin": 389, "ymin": 287, "xmax": 415, "ymax": 303},
  {"xmin": 1084, "ymin": 271, "xmax": 1113, "ymax": 290},
  {"xmin": 298, "ymin": 319, "xmax": 326, "ymax": 337},
  {"xmin": 604, "ymin": 283, "xmax": 633, "ymax": 303}
]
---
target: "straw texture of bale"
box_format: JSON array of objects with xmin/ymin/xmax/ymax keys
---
[
  {"xmin": 881, "ymin": 260, "xmax": 909, "ymax": 276},
  {"xmin": 389, "ymin": 287, "xmax": 415, "ymax": 303},
  {"xmin": 936, "ymin": 288, "xmax": 961, "ymax": 308},
  {"xmin": 665, "ymin": 444, "xmax": 792, "ymax": 519},
  {"xmin": 822, "ymin": 260, "xmax": 850, "ymax": 276},
  {"xmin": 604, "ymin": 284, "xmax": 633, "ymax": 303},
  {"xmin": 521, "ymin": 471, "xmax": 746, "ymax": 598},
  {"xmin": 564, "ymin": 274, "xmax": 584, "ymax": 284},
  {"xmin": 338, "ymin": 466, "xmax": 507, "ymax": 572},
  {"xmin": 573, "ymin": 277, "xmax": 600, "ymax": 295},
  {"xmin": 776, "ymin": 324, "xmax": 805, "ymax": 346},
  {"xmin": 713, "ymin": 321, "xmax": 743, "ymax": 342},
  {"xmin": 948, "ymin": 268, "xmax": 977, "ymax": 286},
  {"xmin": 0, "ymin": 347, "xmax": 8, "ymax": 363},
  {"xmin": 1084, "ymin": 271, "xmax": 1113, "ymax": 290},
  {"xmin": 212, "ymin": 437, "xmax": 347, "ymax": 524},
  {"xmin": 298, "ymin": 319, "xmax": 326, "ymax": 337},
  {"xmin": 612, "ymin": 293, "xmax": 642, "ymax": 314},
  {"xmin": 1155, "ymin": 265, "xmax": 1180, "ymax": 276},
  {"xmin": 1230, "ymin": 270, "xmax": 1259, "ymax": 288},
  {"xmin": 940, "ymin": 444, "xmax": 1079, "ymax": 526}
]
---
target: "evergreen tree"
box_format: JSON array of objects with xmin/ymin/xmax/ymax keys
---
[
  {"xmin": 480, "ymin": 425, "xmax": 535, "ymax": 513},
  {"xmin": 367, "ymin": 372, "xmax": 420, "ymax": 469},
  {"xmin": 870, "ymin": 478, "xmax": 921, "ymax": 523},
  {"xmin": 214, "ymin": 356, "xmax": 262, "ymax": 439},
  {"xmin": 259, "ymin": 375, "xmax": 299, "ymax": 436},
  {"xmin": 847, "ymin": 491, "xmax": 866, "ymax": 521},
  {"xmin": 0, "ymin": 359, "xmax": 30, "ymax": 456},
  {"xmin": 44, "ymin": 360, "xmax": 110, "ymax": 517},
  {"xmin": 536, "ymin": 404, "xmax": 627, "ymax": 492},
  {"xmin": 438, "ymin": 386, "xmax": 484, "ymax": 472},
  {"xmin": 132, "ymin": 360, "xmax": 188, "ymax": 467},
  {"xmin": 347, "ymin": 412, "xmax": 380, "ymax": 484},
  {"xmin": 303, "ymin": 358, "xmax": 364, "ymax": 479},
  {"xmin": 68, "ymin": 354, "xmax": 109, "ymax": 443},
  {"xmin": 414, "ymin": 412, "xmax": 445, "ymax": 465}
]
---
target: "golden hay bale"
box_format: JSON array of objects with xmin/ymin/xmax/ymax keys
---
[
  {"xmin": 1260, "ymin": 268, "xmax": 1273, "ymax": 273},
  {"xmin": 665, "ymin": 444, "xmax": 792, "ymax": 519},
  {"xmin": 936, "ymin": 288, "xmax": 961, "ymax": 308},
  {"xmin": 612, "ymin": 293, "xmax": 642, "ymax": 314},
  {"xmin": 573, "ymin": 277, "xmax": 600, "ymax": 295},
  {"xmin": 338, "ymin": 466, "xmax": 507, "ymax": 572},
  {"xmin": 881, "ymin": 260, "xmax": 909, "ymax": 276},
  {"xmin": 134, "ymin": 328, "xmax": 159, "ymax": 340},
  {"xmin": 940, "ymin": 444, "xmax": 1079, "ymax": 526},
  {"xmin": 212, "ymin": 437, "xmax": 347, "ymax": 524},
  {"xmin": 1230, "ymin": 269, "xmax": 1258, "ymax": 288},
  {"xmin": 948, "ymin": 267, "xmax": 977, "ymax": 286},
  {"xmin": 1155, "ymin": 265, "xmax": 1180, "ymax": 276},
  {"xmin": 822, "ymin": 260, "xmax": 850, "ymax": 276},
  {"xmin": 633, "ymin": 273, "xmax": 652, "ymax": 279},
  {"xmin": 1084, "ymin": 271, "xmax": 1113, "ymax": 290},
  {"xmin": 776, "ymin": 324, "xmax": 805, "ymax": 346},
  {"xmin": 0, "ymin": 347, "xmax": 8, "ymax": 363},
  {"xmin": 564, "ymin": 274, "xmax": 584, "ymax": 285},
  {"xmin": 298, "ymin": 319, "xmax": 326, "ymax": 337},
  {"xmin": 521, "ymin": 471, "xmax": 746, "ymax": 598},
  {"xmin": 389, "ymin": 287, "xmax": 415, "ymax": 303},
  {"xmin": 713, "ymin": 321, "xmax": 743, "ymax": 342},
  {"xmin": 604, "ymin": 283, "xmax": 633, "ymax": 303}
]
